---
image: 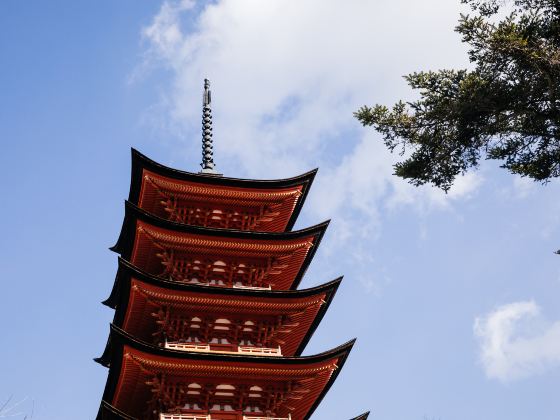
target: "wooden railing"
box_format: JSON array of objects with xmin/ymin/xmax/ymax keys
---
[
  {"xmin": 238, "ymin": 346, "xmax": 282, "ymax": 356},
  {"xmin": 232, "ymin": 284, "xmax": 272, "ymax": 291},
  {"xmin": 159, "ymin": 415, "xmax": 290, "ymax": 420},
  {"xmin": 164, "ymin": 342, "xmax": 210, "ymax": 352},
  {"xmin": 164, "ymin": 342, "xmax": 282, "ymax": 356},
  {"xmin": 159, "ymin": 414, "xmax": 211, "ymax": 420}
]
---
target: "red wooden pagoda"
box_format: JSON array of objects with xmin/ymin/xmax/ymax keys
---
[{"xmin": 97, "ymin": 80, "xmax": 369, "ymax": 420}]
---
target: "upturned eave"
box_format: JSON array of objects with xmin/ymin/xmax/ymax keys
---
[
  {"xmin": 110, "ymin": 201, "xmax": 328, "ymax": 291},
  {"xmin": 96, "ymin": 324, "xmax": 355, "ymax": 420},
  {"xmin": 104, "ymin": 258, "xmax": 342, "ymax": 356},
  {"xmin": 128, "ymin": 148, "xmax": 317, "ymax": 232}
]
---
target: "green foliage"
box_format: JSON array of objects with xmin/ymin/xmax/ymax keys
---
[{"xmin": 355, "ymin": 0, "xmax": 560, "ymax": 190}]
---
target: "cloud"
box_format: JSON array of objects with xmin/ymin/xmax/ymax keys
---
[
  {"xmin": 474, "ymin": 301, "xmax": 560, "ymax": 382},
  {"xmin": 143, "ymin": 0, "xmax": 194, "ymax": 60},
  {"xmin": 137, "ymin": 0, "xmax": 482, "ymax": 291},
  {"xmin": 512, "ymin": 176, "xmax": 536, "ymax": 199}
]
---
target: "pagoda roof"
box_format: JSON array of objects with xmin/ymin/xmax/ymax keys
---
[
  {"xmin": 350, "ymin": 412, "xmax": 371, "ymax": 420},
  {"xmin": 96, "ymin": 325, "xmax": 354, "ymax": 420},
  {"xmin": 129, "ymin": 148, "xmax": 317, "ymax": 232},
  {"xmin": 104, "ymin": 258, "xmax": 341, "ymax": 356},
  {"xmin": 98, "ymin": 401, "xmax": 137, "ymax": 420},
  {"xmin": 112, "ymin": 201, "xmax": 328, "ymax": 290}
]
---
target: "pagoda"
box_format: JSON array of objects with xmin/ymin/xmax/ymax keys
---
[{"xmin": 96, "ymin": 80, "xmax": 369, "ymax": 420}]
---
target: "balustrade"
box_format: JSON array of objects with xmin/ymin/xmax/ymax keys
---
[
  {"xmin": 232, "ymin": 284, "xmax": 272, "ymax": 291},
  {"xmin": 160, "ymin": 414, "xmax": 211, "ymax": 420},
  {"xmin": 238, "ymin": 346, "xmax": 282, "ymax": 356},
  {"xmin": 158, "ymin": 414, "xmax": 291, "ymax": 420},
  {"xmin": 164, "ymin": 341, "xmax": 282, "ymax": 356},
  {"xmin": 164, "ymin": 342, "xmax": 211, "ymax": 352}
]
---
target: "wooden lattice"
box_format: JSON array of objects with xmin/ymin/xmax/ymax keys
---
[
  {"xmin": 162, "ymin": 196, "xmax": 282, "ymax": 231},
  {"xmin": 156, "ymin": 250, "xmax": 292, "ymax": 289},
  {"xmin": 141, "ymin": 372, "xmax": 321, "ymax": 420},
  {"xmin": 145, "ymin": 176, "xmax": 294, "ymax": 231},
  {"xmin": 151, "ymin": 308, "xmax": 290, "ymax": 349}
]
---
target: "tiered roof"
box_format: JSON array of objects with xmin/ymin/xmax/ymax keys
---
[
  {"xmin": 104, "ymin": 258, "xmax": 341, "ymax": 356},
  {"xmin": 97, "ymin": 325, "xmax": 353, "ymax": 420},
  {"xmin": 99, "ymin": 401, "xmax": 137, "ymax": 420},
  {"xmin": 112, "ymin": 202, "xmax": 327, "ymax": 290},
  {"xmin": 97, "ymin": 143, "xmax": 365, "ymax": 419}
]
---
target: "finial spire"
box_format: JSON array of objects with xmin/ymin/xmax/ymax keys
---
[{"xmin": 200, "ymin": 78, "xmax": 219, "ymax": 175}]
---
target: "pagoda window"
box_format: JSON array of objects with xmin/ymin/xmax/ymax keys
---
[
  {"xmin": 242, "ymin": 321, "xmax": 255, "ymax": 333},
  {"xmin": 214, "ymin": 318, "xmax": 231, "ymax": 330},
  {"xmin": 248, "ymin": 385, "xmax": 263, "ymax": 399},
  {"xmin": 187, "ymin": 383, "xmax": 202, "ymax": 396},
  {"xmin": 215, "ymin": 384, "xmax": 235, "ymax": 397}
]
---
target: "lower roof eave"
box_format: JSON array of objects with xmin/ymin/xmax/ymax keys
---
[
  {"xmin": 96, "ymin": 324, "xmax": 356, "ymax": 420},
  {"xmin": 96, "ymin": 323, "xmax": 355, "ymax": 368},
  {"xmin": 97, "ymin": 400, "xmax": 138, "ymax": 420},
  {"xmin": 349, "ymin": 411, "xmax": 371, "ymax": 420},
  {"xmin": 103, "ymin": 257, "xmax": 342, "ymax": 309}
]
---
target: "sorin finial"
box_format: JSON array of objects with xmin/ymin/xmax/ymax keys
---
[{"xmin": 199, "ymin": 78, "xmax": 219, "ymax": 175}]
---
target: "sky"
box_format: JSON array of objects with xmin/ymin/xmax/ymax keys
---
[{"xmin": 1, "ymin": 1, "xmax": 559, "ymax": 419}]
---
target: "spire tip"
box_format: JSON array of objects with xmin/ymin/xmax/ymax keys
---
[{"xmin": 199, "ymin": 78, "xmax": 220, "ymax": 175}]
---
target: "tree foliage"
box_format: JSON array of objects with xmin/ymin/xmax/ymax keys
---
[{"xmin": 355, "ymin": 0, "xmax": 560, "ymax": 190}]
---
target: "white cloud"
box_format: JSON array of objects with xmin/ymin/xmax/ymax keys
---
[
  {"xmin": 143, "ymin": 1, "xmax": 191, "ymax": 59},
  {"xmin": 512, "ymin": 176, "xmax": 536, "ymax": 199},
  {"xmin": 474, "ymin": 301, "xmax": 560, "ymax": 382},
  {"xmin": 138, "ymin": 0, "xmax": 483, "ymax": 290},
  {"xmin": 386, "ymin": 170, "xmax": 483, "ymax": 212}
]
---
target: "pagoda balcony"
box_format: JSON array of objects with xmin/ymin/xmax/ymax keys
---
[
  {"xmin": 232, "ymin": 283, "xmax": 272, "ymax": 291},
  {"xmin": 237, "ymin": 345, "xmax": 282, "ymax": 356},
  {"xmin": 164, "ymin": 341, "xmax": 282, "ymax": 357},
  {"xmin": 159, "ymin": 414, "xmax": 291, "ymax": 420},
  {"xmin": 162, "ymin": 280, "xmax": 273, "ymax": 291}
]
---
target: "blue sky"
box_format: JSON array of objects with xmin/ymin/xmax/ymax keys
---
[{"xmin": 1, "ymin": 1, "xmax": 560, "ymax": 419}]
